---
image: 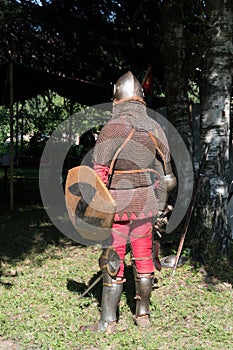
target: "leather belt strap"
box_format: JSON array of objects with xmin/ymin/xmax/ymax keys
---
[
  {"xmin": 107, "ymin": 127, "xmax": 166, "ymax": 188},
  {"xmin": 114, "ymin": 168, "xmax": 161, "ymax": 177},
  {"xmin": 107, "ymin": 127, "xmax": 136, "ymax": 188},
  {"xmin": 131, "ymin": 256, "xmax": 153, "ymax": 261}
]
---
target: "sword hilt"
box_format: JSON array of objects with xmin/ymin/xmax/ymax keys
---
[
  {"xmin": 154, "ymin": 204, "xmax": 173, "ymax": 238},
  {"xmin": 160, "ymin": 204, "xmax": 173, "ymax": 218}
]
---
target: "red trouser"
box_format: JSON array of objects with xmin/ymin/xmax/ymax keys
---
[{"xmin": 112, "ymin": 218, "xmax": 154, "ymax": 278}]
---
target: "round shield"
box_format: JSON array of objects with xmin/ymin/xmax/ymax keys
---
[{"xmin": 65, "ymin": 165, "xmax": 116, "ymax": 242}]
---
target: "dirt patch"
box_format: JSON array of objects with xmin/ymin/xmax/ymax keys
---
[{"xmin": 0, "ymin": 340, "xmax": 20, "ymax": 350}]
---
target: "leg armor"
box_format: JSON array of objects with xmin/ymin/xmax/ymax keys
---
[
  {"xmin": 134, "ymin": 273, "xmax": 154, "ymax": 327},
  {"xmin": 98, "ymin": 248, "xmax": 123, "ymax": 333},
  {"xmin": 80, "ymin": 273, "xmax": 123, "ymax": 334},
  {"xmin": 98, "ymin": 271, "xmax": 124, "ymax": 333},
  {"xmin": 80, "ymin": 247, "xmax": 123, "ymax": 334}
]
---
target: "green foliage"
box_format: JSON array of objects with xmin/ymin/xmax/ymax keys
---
[
  {"xmin": 0, "ymin": 91, "xmax": 102, "ymax": 158},
  {"xmin": 0, "ymin": 0, "xmax": 207, "ymax": 90},
  {"xmin": 0, "ymin": 0, "xmax": 212, "ymax": 116},
  {"xmin": 0, "ymin": 106, "xmax": 11, "ymax": 152}
]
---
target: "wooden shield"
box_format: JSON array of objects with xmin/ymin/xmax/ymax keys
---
[{"xmin": 65, "ymin": 165, "xmax": 116, "ymax": 242}]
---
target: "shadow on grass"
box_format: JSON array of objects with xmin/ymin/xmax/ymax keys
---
[
  {"xmin": 67, "ymin": 264, "xmax": 160, "ymax": 321},
  {"xmin": 0, "ymin": 177, "xmax": 79, "ymax": 271},
  {"xmin": 0, "ymin": 280, "xmax": 14, "ymax": 289},
  {"xmin": 0, "ymin": 205, "xmax": 70, "ymax": 257},
  {"xmin": 67, "ymin": 270, "xmax": 103, "ymax": 305}
]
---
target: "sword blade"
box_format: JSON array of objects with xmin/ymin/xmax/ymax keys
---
[{"xmin": 78, "ymin": 274, "xmax": 103, "ymax": 299}]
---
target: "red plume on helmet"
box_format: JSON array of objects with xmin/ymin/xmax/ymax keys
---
[{"xmin": 142, "ymin": 64, "xmax": 153, "ymax": 97}]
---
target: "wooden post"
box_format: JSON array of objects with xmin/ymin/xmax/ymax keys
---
[
  {"xmin": 9, "ymin": 62, "xmax": 14, "ymax": 210},
  {"xmin": 68, "ymin": 99, "xmax": 74, "ymax": 170}
]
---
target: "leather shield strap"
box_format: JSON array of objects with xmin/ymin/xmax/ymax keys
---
[
  {"xmin": 107, "ymin": 128, "xmax": 166, "ymax": 187},
  {"xmin": 107, "ymin": 127, "xmax": 136, "ymax": 188},
  {"xmin": 147, "ymin": 130, "xmax": 167, "ymax": 174}
]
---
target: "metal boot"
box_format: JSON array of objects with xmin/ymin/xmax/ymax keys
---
[
  {"xmin": 80, "ymin": 248, "xmax": 122, "ymax": 333},
  {"xmin": 80, "ymin": 273, "xmax": 123, "ymax": 334},
  {"xmin": 98, "ymin": 278, "xmax": 123, "ymax": 333},
  {"xmin": 98, "ymin": 248, "xmax": 123, "ymax": 333},
  {"xmin": 134, "ymin": 273, "xmax": 154, "ymax": 327}
]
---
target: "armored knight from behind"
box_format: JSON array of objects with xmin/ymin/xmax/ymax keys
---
[{"xmin": 80, "ymin": 71, "xmax": 176, "ymax": 333}]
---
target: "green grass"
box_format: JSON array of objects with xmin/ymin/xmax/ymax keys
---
[{"xmin": 0, "ymin": 180, "xmax": 233, "ymax": 349}]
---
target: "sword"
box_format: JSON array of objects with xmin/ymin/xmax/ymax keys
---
[{"xmin": 78, "ymin": 274, "xmax": 103, "ymax": 299}]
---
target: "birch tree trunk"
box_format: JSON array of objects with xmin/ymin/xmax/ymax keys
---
[{"xmin": 196, "ymin": 0, "xmax": 233, "ymax": 266}]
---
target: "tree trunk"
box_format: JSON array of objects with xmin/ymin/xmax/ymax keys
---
[
  {"xmin": 161, "ymin": 0, "xmax": 193, "ymax": 153},
  {"xmin": 196, "ymin": 0, "xmax": 233, "ymax": 267},
  {"xmin": 160, "ymin": 0, "xmax": 195, "ymax": 243}
]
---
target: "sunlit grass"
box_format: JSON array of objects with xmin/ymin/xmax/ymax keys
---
[{"xmin": 0, "ymin": 200, "xmax": 233, "ymax": 349}]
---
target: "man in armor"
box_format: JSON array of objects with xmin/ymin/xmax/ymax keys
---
[{"xmin": 80, "ymin": 71, "xmax": 176, "ymax": 333}]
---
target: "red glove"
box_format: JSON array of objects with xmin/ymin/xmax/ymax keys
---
[{"xmin": 94, "ymin": 162, "xmax": 110, "ymax": 185}]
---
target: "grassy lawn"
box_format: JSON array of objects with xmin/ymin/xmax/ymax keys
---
[{"xmin": 0, "ymin": 174, "xmax": 233, "ymax": 349}]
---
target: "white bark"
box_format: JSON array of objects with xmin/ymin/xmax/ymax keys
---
[{"xmin": 198, "ymin": 0, "xmax": 233, "ymax": 260}]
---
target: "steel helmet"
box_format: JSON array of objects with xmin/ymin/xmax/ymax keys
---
[{"xmin": 113, "ymin": 71, "xmax": 144, "ymax": 103}]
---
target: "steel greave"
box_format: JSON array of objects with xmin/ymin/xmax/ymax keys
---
[
  {"xmin": 135, "ymin": 275, "xmax": 153, "ymax": 317},
  {"xmin": 98, "ymin": 282, "xmax": 123, "ymax": 331}
]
